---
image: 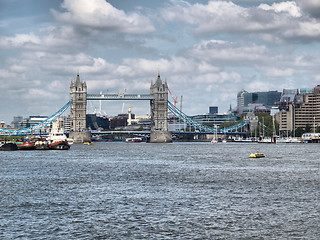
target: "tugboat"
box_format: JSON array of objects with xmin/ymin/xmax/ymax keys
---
[
  {"xmin": 34, "ymin": 138, "xmax": 50, "ymax": 150},
  {"xmin": 49, "ymin": 140, "xmax": 70, "ymax": 150},
  {"xmin": 46, "ymin": 118, "xmax": 73, "ymax": 150}
]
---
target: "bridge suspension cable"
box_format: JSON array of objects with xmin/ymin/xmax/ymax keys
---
[
  {"xmin": 0, "ymin": 101, "xmax": 72, "ymax": 134},
  {"xmin": 168, "ymin": 101, "xmax": 250, "ymax": 132}
]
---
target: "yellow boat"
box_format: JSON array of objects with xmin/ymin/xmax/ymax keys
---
[
  {"xmin": 249, "ymin": 153, "xmax": 265, "ymax": 158},
  {"xmin": 84, "ymin": 142, "xmax": 94, "ymax": 145}
]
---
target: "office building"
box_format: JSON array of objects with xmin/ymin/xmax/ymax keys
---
[{"xmin": 276, "ymin": 85, "xmax": 320, "ymax": 136}]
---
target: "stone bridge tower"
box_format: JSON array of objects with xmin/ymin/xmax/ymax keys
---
[
  {"xmin": 69, "ymin": 73, "xmax": 91, "ymax": 143},
  {"xmin": 149, "ymin": 73, "xmax": 172, "ymax": 143}
]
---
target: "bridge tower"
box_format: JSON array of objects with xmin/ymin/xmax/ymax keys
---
[
  {"xmin": 149, "ymin": 73, "xmax": 172, "ymax": 143},
  {"xmin": 69, "ymin": 73, "xmax": 91, "ymax": 143}
]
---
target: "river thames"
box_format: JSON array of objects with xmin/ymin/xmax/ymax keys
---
[{"xmin": 1, "ymin": 142, "xmax": 319, "ymax": 239}]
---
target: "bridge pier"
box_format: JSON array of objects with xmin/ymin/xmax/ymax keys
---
[{"xmin": 150, "ymin": 131, "xmax": 172, "ymax": 143}]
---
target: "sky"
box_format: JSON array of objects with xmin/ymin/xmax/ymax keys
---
[{"xmin": 1, "ymin": 0, "xmax": 320, "ymax": 124}]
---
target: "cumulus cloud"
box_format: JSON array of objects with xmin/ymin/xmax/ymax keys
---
[
  {"xmin": 52, "ymin": 0, "xmax": 155, "ymax": 34},
  {"xmin": 297, "ymin": 0, "xmax": 320, "ymax": 19},
  {"xmin": 0, "ymin": 33, "xmax": 40, "ymax": 49},
  {"xmin": 188, "ymin": 40, "xmax": 271, "ymax": 64},
  {"xmin": 258, "ymin": 1, "xmax": 302, "ymax": 17},
  {"xmin": 162, "ymin": 1, "xmax": 320, "ymax": 42}
]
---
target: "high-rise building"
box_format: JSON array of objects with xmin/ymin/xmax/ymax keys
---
[
  {"xmin": 243, "ymin": 91, "xmax": 281, "ymax": 107},
  {"xmin": 237, "ymin": 90, "xmax": 247, "ymax": 112},
  {"xmin": 276, "ymin": 85, "xmax": 320, "ymax": 136}
]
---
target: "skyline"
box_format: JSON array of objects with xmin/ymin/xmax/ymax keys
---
[{"xmin": 1, "ymin": 0, "xmax": 320, "ymax": 124}]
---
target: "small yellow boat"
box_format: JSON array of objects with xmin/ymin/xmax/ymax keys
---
[
  {"xmin": 84, "ymin": 142, "xmax": 94, "ymax": 145},
  {"xmin": 249, "ymin": 153, "xmax": 265, "ymax": 158}
]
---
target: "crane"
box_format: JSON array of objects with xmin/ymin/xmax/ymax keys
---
[{"xmin": 168, "ymin": 87, "xmax": 178, "ymax": 107}]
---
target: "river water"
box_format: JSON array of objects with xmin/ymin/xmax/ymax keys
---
[{"xmin": 0, "ymin": 142, "xmax": 319, "ymax": 239}]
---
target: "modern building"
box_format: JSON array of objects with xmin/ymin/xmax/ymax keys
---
[
  {"xmin": 192, "ymin": 113, "xmax": 239, "ymax": 128},
  {"xmin": 243, "ymin": 91, "xmax": 281, "ymax": 108},
  {"xmin": 10, "ymin": 116, "xmax": 23, "ymax": 129},
  {"xmin": 209, "ymin": 106, "xmax": 218, "ymax": 114},
  {"xmin": 86, "ymin": 114, "xmax": 109, "ymax": 130},
  {"xmin": 276, "ymin": 85, "xmax": 320, "ymax": 137},
  {"xmin": 237, "ymin": 89, "xmax": 247, "ymax": 113},
  {"xmin": 278, "ymin": 89, "xmax": 299, "ymax": 111},
  {"xmin": 19, "ymin": 116, "xmax": 49, "ymax": 130}
]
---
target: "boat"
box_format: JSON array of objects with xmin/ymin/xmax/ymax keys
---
[
  {"xmin": 17, "ymin": 141, "xmax": 36, "ymax": 150},
  {"xmin": 34, "ymin": 139, "xmax": 50, "ymax": 150},
  {"xmin": 0, "ymin": 142, "xmax": 18, "ymax": 151},
  {"xmin": 49, "ymin": 140, "xmax": 70, "ymax": 150},
  {"xmin": 125, "ymin": 137, "xmax": 143, "ymax": 142},
  {"xmin": 84, "ymin": 142, "xmax": 94, "ymax": 145},
  {"xmin": 46, "ymin": 118, "xmax": 73, "ymax": 150},
  {"xmin": 249, "ymin": 153, "xmax": 265, "ymax": 158},
  {"xmin": 211, "ymin": 139, "xmax": 218, "ymax": 143}
]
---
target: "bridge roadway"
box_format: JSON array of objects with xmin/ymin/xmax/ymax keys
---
[
  {"xmin": 90, "ymin": 130, "xmax": 246, "ymax": 136},
  {"xmin": 87, "ymin": 93, "xmax": 154, "ymax": 101}
]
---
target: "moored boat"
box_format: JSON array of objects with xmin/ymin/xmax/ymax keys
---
[
  {"xmin": 49, "ymin": 140, "xmax": 70, "ymax": 150},
  {"xmin": 125, "ymin": 137, "xmax": 143, "ymax": 142},
  {"xmin": 35, "ymin": 139, "xmax": 50, "ymax": 150},
  {"xmin": 17, "ymin": 141, "xmax": 36, "ymax": 150},
  {"xmin": 46, "ymin": 118, "xmax": 72, "ymax": 150},
  {"xmin": 0, "ymin": 142, "xmax": 18, "ymax": 151}
]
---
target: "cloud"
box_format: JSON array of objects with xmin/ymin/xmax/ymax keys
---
[
  {"xmin": 297, "ymin": 0, "xmax": 320, "ymax": 19},
  {"xmin": 0, "ymin": 33, "xmax": 41, "ymax": 49},
  {"xmin": 187, "ymin": 40, "xmax": 271, "ymax": 64},
  {"xmin": 52, "ymin": 0, "xmax": 155, "ymax": 34},
  {"xmin": 258, "ymin": 1, "xmax": 302, "ymax": 17},
  {"xmin": 0, "ymin": 26, "xmax": 85, "ymax": 51},
  {"xmin": 161, "ymin": 1, "xmax": 320, "ymax": 42}
]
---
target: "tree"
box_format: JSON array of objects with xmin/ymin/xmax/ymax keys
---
[
  {"xmin": 294, "ymin": 127, "xmax": 304, "ymax": 137},
  {"xmin": 305, "ymin": 124, "xmax": 311, "ymax": 133}
]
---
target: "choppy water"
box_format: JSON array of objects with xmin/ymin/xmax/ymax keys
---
[{"xmin": 0, "ymin": 142, "xmax": 319, "ymax": 239}]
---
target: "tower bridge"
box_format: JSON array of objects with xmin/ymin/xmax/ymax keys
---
[
  {"xmin": 1, "ymin": 73, "xmax": 252, "ymax": 141},
  {"xmin": 70, "ymin": 73, "xmax": 172, "ymax": 143}
]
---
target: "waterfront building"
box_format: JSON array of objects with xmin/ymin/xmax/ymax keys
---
[
  {"xmin": 86, "ymin": 114, "xmax": 109, "ymax": 130},
  {"xmin": 276, "ymin": 85, "xmax": 320, "ymax": 137},
  {"xmin": 192, "ymin": 113, "xmax": 239, "ymax": 128}
]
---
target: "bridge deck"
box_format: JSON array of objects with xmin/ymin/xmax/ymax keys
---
[{"xmin": 87, "ymin": 93, "xmax": 154, "ymax": 100}]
